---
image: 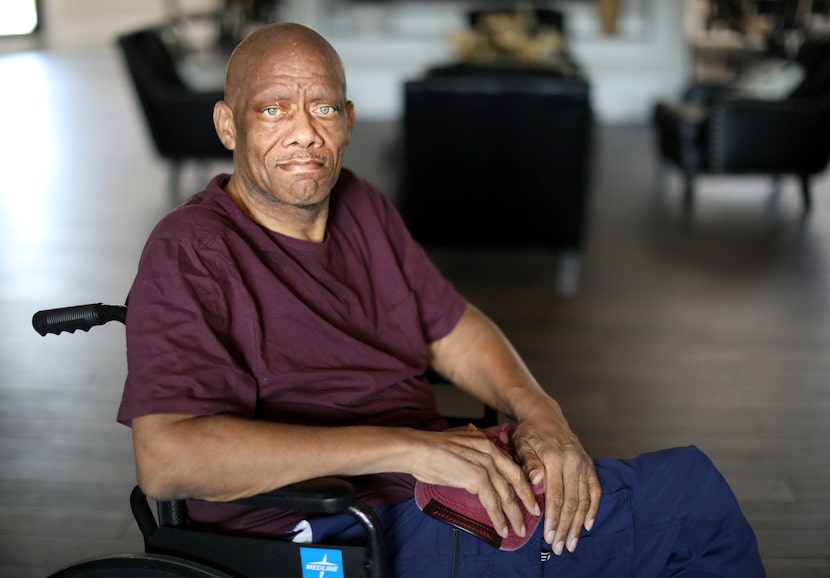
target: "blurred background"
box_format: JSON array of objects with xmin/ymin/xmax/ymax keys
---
[{"xmin": 2, "ymin": 1, "xmax": 830, "ymax": 576}]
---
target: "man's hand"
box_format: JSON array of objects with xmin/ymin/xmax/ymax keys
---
[
  {"xmin": 512, "ymin": 416, "xmax": 601, "ymax": 555},
  {"xmin": 425, "ymin": 302, "xmax": 601, "ymax": 553},
  {"xmin": 405, "ymin": 425, "xmax": 541, "ymax": 541}
]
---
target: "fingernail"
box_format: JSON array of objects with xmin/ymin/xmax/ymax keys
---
[
  {"xmin": 585, "ymin": 518, "xmax": 595, "ymax": 532},
  {"xmin": 567, "ymin": 537, "xmax": 578, "ymax": 553},
  {"xmin": 518, "ymin": 523, "xmax": 526, "ymax": 538},
  {"xmin": 501, "ymin": 525, "xmax": 510, "ymax": 539},
  {"xmin": 545, "ymin": 530, "xmax": 556, "ymax": 544},
  {"xmin": 553, "ymin": 540, "xmax": 565, "ymax": 556},
  {"xmin": 528, "ymin": 469, "xmax": 542, "ymax": 484}
]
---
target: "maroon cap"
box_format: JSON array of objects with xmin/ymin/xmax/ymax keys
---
[{"xmin": 414, "ymin": 423, "xmax": 545, "ymax": 551}]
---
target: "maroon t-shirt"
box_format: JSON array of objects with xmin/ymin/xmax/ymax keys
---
[{"xmin": 117, "ymin": 169, "xmax": 467, "ymax": 536}]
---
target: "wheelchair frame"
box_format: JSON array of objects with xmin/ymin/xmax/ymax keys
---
[{"xmin": 33, "ymin": 303, "xmax": 387, "ymax": 578}]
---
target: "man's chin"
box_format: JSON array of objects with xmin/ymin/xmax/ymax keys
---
[{"xmin": 284, "ymin": 178, "xmax": 331, "ymax": 208}]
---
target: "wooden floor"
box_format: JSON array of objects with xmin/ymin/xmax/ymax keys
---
[{"xmin": 2, "ymin": 46, "xmax": 830, "ymax": 577}]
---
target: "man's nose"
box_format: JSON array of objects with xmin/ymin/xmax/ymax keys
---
[{"xmin": 283, "ymin": 110, "xmax": 322, "ymax": 148}]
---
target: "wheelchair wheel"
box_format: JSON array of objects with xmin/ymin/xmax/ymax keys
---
[{"xmin": 49, "ymin": 553, "xmax": 234, "ymax": 577}]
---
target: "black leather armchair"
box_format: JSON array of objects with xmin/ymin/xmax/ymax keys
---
[
  {"xmin": 398, "ymin": 64, "xmax": 594, "ymax": 295},
  {"xmin": 653, "ymin": 33, "xmax": 830, "ymax": 214},
  {"xmin": 117, "ymin": 27, "xmax": 232, "ymax": 200}
]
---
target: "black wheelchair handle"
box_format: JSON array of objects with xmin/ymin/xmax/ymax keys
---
[{"xmin": 32, "ymin": 303, "xmax": 127, "ymax": 336}]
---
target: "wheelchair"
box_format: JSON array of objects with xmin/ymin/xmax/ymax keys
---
[{"xmin": 32, "ymin": 303, "xmax": 497, "ymax": 578}]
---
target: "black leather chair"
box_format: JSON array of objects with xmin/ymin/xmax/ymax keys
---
[
  {"xmin": 117, "ymin": 27, "xmax": 232, "ymax": 201},
  {"xmin": 33, "ymin": 303, "xmax": 496, "ymax": 577},
  {"xmin": 653, "ymin": 32, "xmax": 830, "ymax": 214},
  {"xmin": 398, "ymin": 64, "xmax": 594, "ymax": 295}
]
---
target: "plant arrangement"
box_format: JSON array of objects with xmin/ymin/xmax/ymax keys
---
[{"xmin": 450, "ymin": 9, "xmax": 568, "ymax": 68}]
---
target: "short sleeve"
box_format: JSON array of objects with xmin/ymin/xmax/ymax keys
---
[{"xmin": 117, "ymin": 234, "xmax": 258, "ymax": 426}]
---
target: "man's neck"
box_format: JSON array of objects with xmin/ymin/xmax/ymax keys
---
[{"xmin": 224, "ymin": 178, "xmax": 330, "ymax": 243}]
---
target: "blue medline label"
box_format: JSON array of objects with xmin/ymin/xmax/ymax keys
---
[{"xmin": 300, "ymin": 547, "xmax": 344, "ymax": 578}]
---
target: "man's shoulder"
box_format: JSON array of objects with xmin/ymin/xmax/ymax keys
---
[
  {"xmin": 150, "ymin": 176, "xmax": 237, "ymax": 243},
  {"xmin": 333, "ymin": 167, "xmax": 394, "ymax": 216}
]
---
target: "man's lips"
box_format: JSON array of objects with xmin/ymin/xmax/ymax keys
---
[{"xmin": 277, "ymin": 158, "xmax": 324, "ymax": 171}]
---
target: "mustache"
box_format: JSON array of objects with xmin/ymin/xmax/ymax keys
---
[{"xmin": 274, "ymin": 153, "xmax": 326, "ymax": 164}]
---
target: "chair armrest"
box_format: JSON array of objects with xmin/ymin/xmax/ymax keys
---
[
  {"xmin": 653, "ymin": 100, "xmax": 710, "ymax": 169},
  {"xmin": 137, "ymin": 477, "xmax": 358, "ymax": 534},
  {"xmin": 136, "ymin": 87, "xmax": 230, "ymax": 159},
  {"xmin": 236, "ymin": 477, "xmax": 385, "ymax": 577},
  {"xmin": 683, "ymin": 82, "xmax": 733, "ymax": 106},
  {"xmin": 709, "ymin": 97, "xmax": 830, "ymax": 171},
  {"xmin": 235, "ymin": 477, "xmax": 356, "ymax": 515},
  {"xmin": 134, "ymin": 478, "xmax": 387, "ymax": 578},
  {"xmin": 656, "ymin": 101, "xmax": 709, "ymax": 124}
]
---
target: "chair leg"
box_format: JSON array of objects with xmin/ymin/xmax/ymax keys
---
[
  {"xmin": 771, "ymin": 175, "xmax": 782, "ymax": 197},
  {"xmin": 682, "ymin": 170, "xmax": 695, "ymax": 214},
  {"xmin": 765, "ymin": 175, "xmax": 783, "ymax": 217},
  {"xmin": 800, "ymin": 174, "xmax": 812, "ymax": 214},
  {"xmin": 655, "ymin": 159, "xmax": 667, "ymax": 195},
  {"xmin": 556, "ymin": 249, "xmax": 581, "ymax": 297}
]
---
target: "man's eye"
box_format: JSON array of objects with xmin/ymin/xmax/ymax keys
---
[
  {"xmin": 318, "ymin": 105, "xmax": 336, "ymax": 115},
  {"xmin": 264, "ymin": 107, "xmax": 280, "ymax": 117}
]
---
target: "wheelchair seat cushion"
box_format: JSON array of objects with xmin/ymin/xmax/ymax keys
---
[{"xmin": 414, "ymin": 423, "xmax": 545, "ymax": 551}]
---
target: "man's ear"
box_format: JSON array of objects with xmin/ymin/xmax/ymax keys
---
[{"xmin": 213, "ymin": 100, "xmax": 236, "ymax": 151}]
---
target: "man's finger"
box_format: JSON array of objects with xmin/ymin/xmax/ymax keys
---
[
  {"xmin": 565, "ymin": 465, "xmax": 590, "ymax": 553},
  {"xmin": 585, "ymin": 467, "xmax": 602, "ymax": 532},
  {"xmin": 543, "ymin": 466, "xmax": 564, "ymax": 548},
  {"xmin": 487, "ymin": 446, "xmax": 537, "ymax": 537},
  {"xmin": 552, "ymin": 455, "xmax": 581, "ymax": 555}
]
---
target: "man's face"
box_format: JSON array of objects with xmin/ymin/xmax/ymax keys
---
[{"xmin": 223, "ymin": 47, "xmax": 354, "ymax": 210}]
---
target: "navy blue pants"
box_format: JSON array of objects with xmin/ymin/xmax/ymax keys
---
[{"xmin": 309, "ymin": 446, "xmax": 765, "ymax": 577}]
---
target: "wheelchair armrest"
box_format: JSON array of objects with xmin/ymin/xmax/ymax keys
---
[
  {"xmin": 132, "ymin": 477, "xmax": 386, "ymax": 578},
  {"xmin": 234, "ymin": 477, "xmax": 356, "ymax": 515},
  {"xmin": 134, "ymin": 477, "xmax": 358, "ymax": 535},
  {"xmin": 236, "ymin": 478, "xmax": 385, "ymax": 577}
]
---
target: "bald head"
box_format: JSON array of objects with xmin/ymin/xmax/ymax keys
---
[
  {"xmin": 224, "ymin": 22, "xmax": 347, "ymax": 108},
  {"xmin": 212, "ymin": 21, "xmax": 355, "ymax": 240}
]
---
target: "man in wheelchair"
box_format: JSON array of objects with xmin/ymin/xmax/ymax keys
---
[{"xmin": 116, "ymin": 22, "xmax": 765, "ymax": 577}]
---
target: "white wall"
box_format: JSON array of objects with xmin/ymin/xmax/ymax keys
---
[
  {"xmin": 283, "ymin": 0, "xmax": 689, "ymax": 124},
  {"xmin": 40, "ymin": 0, "xmax": 222, "ymax": 47},
  {"xmin": 573, "ymin": 2, "xmax": 690, "ymax": 123},
  {"xmin": 1, "ymin": 0, "xmax": 690, "ymax": 124}
]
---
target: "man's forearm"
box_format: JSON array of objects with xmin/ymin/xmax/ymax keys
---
[
  {"xmin": 132, "ymin": 413, "xmax": 415, "ymax": 502},
  {"xmin": 429, "ymin": 303, "xmax": 556, "ymax": 422}
]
